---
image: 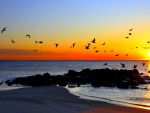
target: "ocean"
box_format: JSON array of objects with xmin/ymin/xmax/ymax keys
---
[{"xmin": 0, "ymin": 60, "xmax": 150, "ymax": 110}]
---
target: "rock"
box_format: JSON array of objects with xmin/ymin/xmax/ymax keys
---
[
  {"xmin": 68, "ymin": 85, "xmax": 76, "ymax": 88},
  {"xmin": 100, "ymin": 81, "xmax": 116, "ymax": 87},
  {"xmin": 117, "ymin": 82, "xmax": 129, "ymax": 89},
  {"xmin": 4, "ymin": 68, "xmax": 149, "ymax": 90},
  {"xmin": 91, "ymin": 80, "xmax": 101, "ymax": 87}
]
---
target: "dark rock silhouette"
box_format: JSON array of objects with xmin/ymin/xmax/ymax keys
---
[{"xmin": 4, "ymin": 68, "xmax": 150, "ymax": 89}]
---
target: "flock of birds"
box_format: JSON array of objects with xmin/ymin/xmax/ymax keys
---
[
  {"xmin": 102, "ymin": 62, "xmax": 146, "ymax": 70},
  {"xmin": 1, "ymin": 27, "xmax": 149, "ymax": 71},
  {"xmin": 84, "ymin": 28, "xmax": 133, "ymax": 56},
  {"xmin": 0, "ymin": 27, "xmax": 148, "ymax": 57}
]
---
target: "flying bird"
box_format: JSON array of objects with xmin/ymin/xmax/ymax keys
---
[
  {"xmin": 95, "ymin": 50, "xmax": 98, "ymax": 52},
  {"xmin": 34, "ymin": 49, "xmax": 37, "ymax": 52},
  {"xmin": 133, "ymin": 65, "xmax": 137, "ymax": 69},
  {"xmin": 102, "ymin": 42, "xmax": 105, "ymax": 45},
  {"xmin": 25, "ymin": 34, "xmax": 30, "ymax": 38},
  {"xmin": 120, "ymin": 63, "xmax": 126, "ymax": 68},
  {"xmin": 11, "ymin": 39, "xmax": 15, "ymax": 43},
  {"xmin": 55, "ymin": 44, "xmax": 59, "ymax": 48},
  {"xmin": 115, "ymin": 54, "xmax": 119, "ymax": 56},
  {"xmin": 126, "ymin": 54, "xmax": 128, "ymax": 56},
  {"xmin": 88, "ymin": 43, "xmax": 90, "ymax": 46},
  {"xmin": 147, "ymin": 41, "xmax": 149, "ymax": 43},
  {"xmin": 94, "ymin": 47, "xmax": 96, "ymax": 49},
  {"xmin": 70, "ymin": 43, "xmax": 76, "ymax": 48},
  {"xmin": 103, "ymin": 63, "xmax": 107, "ymax": 65},
  {"xmin": 91, "ymin": 38, "xmax": 96, "ymax": 43},
  {"xmin": 1, "ymin": 27, "xmax": 6, "ymax": 33},
  {"xmin": 129, "ymin": 28, "xmax": 133, "ymax": 31},
  {"xmin": 35, "ymin": 41, "xmax": 38, "ymax": 43},
  {"xmin": 111, "ymin": 50, "xmax": 113, "ymax": 52},
  {"xmin": 85, "ymin": 45, "xmax": 90, "ymax": 49},
  {"xmin": 142, "ymin": 63, "xmax": 145, "ymax": 66},
  {"xmin": 129, "ymin": 33, "xmax": 132, "ymax": 35},
  {"xmin": 38, "ymin": 41, "xmax": 43, "ymax": 44},
  {"xmin": 126, "ymin": 36, "xmax": 129, "ymax": 39}
]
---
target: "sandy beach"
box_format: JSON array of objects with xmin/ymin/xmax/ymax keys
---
[{"xmin": 0, "ymin": 86, "xmax": 149, "ymax": 113}]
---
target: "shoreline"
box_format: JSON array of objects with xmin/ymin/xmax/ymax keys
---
[{"xmin": 0, "ymin": 86, "xmax": 149, "ymax": 113}]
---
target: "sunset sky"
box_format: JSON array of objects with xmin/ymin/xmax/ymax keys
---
[{"xmin": 1, "ymin": 0, "xmax": 150, "ymax": 60}]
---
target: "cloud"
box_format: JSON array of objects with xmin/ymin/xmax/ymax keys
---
[{"xmin": 0, "ymin": 49, "xmax": 67, "ymax": 56}]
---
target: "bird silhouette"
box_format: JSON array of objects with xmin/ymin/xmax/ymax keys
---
[
  {"xmin": 126, "ymin": 54, "xmax": 128, "ymax": 56},
  {"xmin": 85, "ymin": 45, "xmax": 90, "ymax": 49},
  {"xmin": 102, "ymin": 42, "xmax": 105, "ymax": 45},
  {"xmin": 104, "ymin": 50, "xmax": 106, "ymax": 52},
  {"xmin": 1, "ymin": 27, "xmax": 6, "ymax": 33},
  {"xmin": 111, "ymin": 50, "xmax": 113, "ymax": 52},
  {"xmin": 72, "ymin": 43, "xmax": 76, "ymax": 48},
  {"xmin": 129, "ymin": 33, "xmax": 132, "ymax": 35},
  {"xmin": 120, "ymin": 63, "xmax": 126, "ymax": 68},
  {"xmin": 94, "ymin": 47, "xmax": 96, "ymax": 49},
  {"xmin": 35, "ymin": 41, "xmax": 38, "ymax": 43},
  {"xmin": 103, "ymin": 63, "xmax": 107, "ymax": 65},
  {"xmin": 133, "ymin": 65, "xmax": 137, "ymax": 69},
  {"xmin": 147, "ymin": 41, "xmax": 149, "ymax": 43},
  {"xmin": 38, "ymin": 41, "xmax": 43, "ymax": 44},
  {"xmin": 25, "ymin": 34, "xmax": 30, "ymax": 38},
  {"xmin": 129, "ymin": 28, "xmax": 133, "ymax": 31},
  {"xmin": 88, "ymin": 43, "xmax": 90, "ymax": 46},
  {"xmin": 34, "ymin": 49, "xmax": 37, "ymax": 52},
  {"xmin": 142, "ymin": 63, "xmax": 145, "ymax": 66},
  {"xmin": 95, "ymin": 50, "xmax": 98, "ymax": 52},
  {"xmin": 11, "ymin": 39, "xmax": 15, "ymax": 43},
  {"xmin": 55, "ymin": 44, "xmax": 59, "ymax": 48},
  {"xmin": 91, "ymin": 38, "xmax": 96, "ymax": 43},
  {"xmin": 115, "ymin": 54, "xmax": 119, "ymax": 56},
  {"xmin": 126, "ymin": 36, "xmax": 129, "ymax": 39}
]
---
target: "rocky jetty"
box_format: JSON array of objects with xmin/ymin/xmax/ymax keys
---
[{"xmin": 5, "ymin": 68, "xmax": 150, "ymax": 89}]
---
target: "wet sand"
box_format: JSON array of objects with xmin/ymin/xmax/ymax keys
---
[{"xmin": 0, "ymin": 86, "xmax": 149, "ymax": 113}]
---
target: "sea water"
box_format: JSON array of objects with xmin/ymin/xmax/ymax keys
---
[{"xmin": 0, "ymin": 60, "xmax": 150, "ymax": 110}]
